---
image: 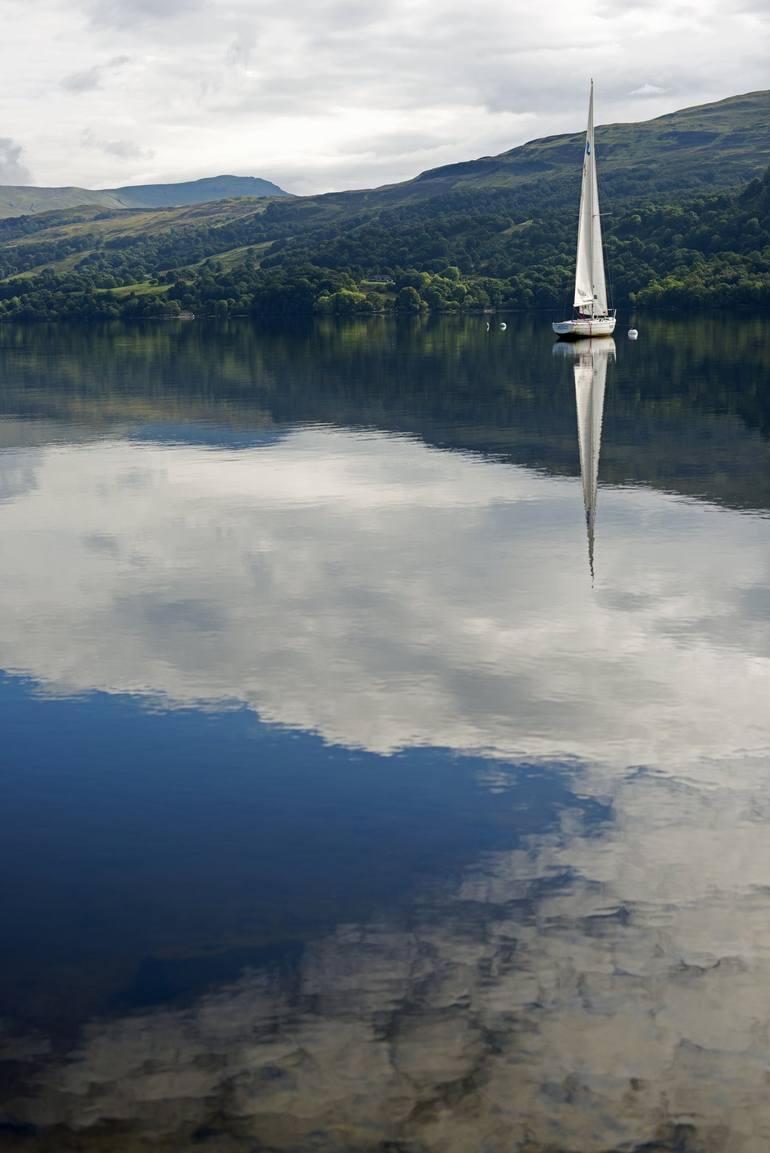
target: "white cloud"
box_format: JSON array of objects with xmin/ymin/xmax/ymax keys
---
[
  {"xmin": 0, "ymin": 0, "xmax": 767, "ymax": 190},
  {"xmin": 629, "ymin": 82, "xmax": 667, "ymax": 95}
]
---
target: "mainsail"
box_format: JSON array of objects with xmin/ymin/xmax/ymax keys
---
[
  {"xmin": 573, "ymin": 81, "xmax": 608, "ymax": 317},
  {"xmin": 574, "ymin": 339, "xmax": 615, "ymax": 579}
]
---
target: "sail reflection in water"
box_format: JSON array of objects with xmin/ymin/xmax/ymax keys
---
[{"xmin": 556, "ymin": 337, "xmax": 615, "ymax": 580}]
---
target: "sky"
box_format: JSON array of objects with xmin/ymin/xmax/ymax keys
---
[{"xmin": 1, "ymin": 0, "xmax": 769, "ymax": 195}]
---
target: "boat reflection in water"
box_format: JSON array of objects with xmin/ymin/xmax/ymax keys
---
[{"xmin": 554, "ymin": 336, "xmax": 615, "ymax": 581}]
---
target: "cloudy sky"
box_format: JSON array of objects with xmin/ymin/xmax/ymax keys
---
[{"xmin": 1, "ymin": 0, "xmax": 769, "ymax": 195}]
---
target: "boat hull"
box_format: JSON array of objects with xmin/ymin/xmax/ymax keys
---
[{"xmin": 552, "ymin": 316, "xmax": 616, "ymax": 339}]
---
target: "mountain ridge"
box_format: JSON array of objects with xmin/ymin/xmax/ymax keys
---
[
  {"xmin": 103, "ymin": 175, "xmax": 288, "ymax": 208},
  {"xmin": 0, "ymin": 175, "xmax": 289, "ymax": 220}
]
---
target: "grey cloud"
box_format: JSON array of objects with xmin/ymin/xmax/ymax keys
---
[
  {"xmin": 61, "ymin": 54, "xmax": 131, "ymax": 93},
  {"xmin": 80, "ymin": 128, "xmax": 154, "ymax": 160},
  {"xmin": 61, "ymin": 65, "xmax": 103, "ymax": 92},
  {"xmin": 732, "ymin": 0, "xmax": 770, "ymax": 13},
  {"xmin": 594, "ymin": 0, "xmax": 662, "ymax": 14},
  {"xmin": 344, "ymin": 127, "xmax": 456, "ymax": 157},
  {"xmin": 184, "ymin": 6, "xmax": 576, "ymax": 125},
  {"xmin": 225, "ymin": 29, "xmax": 256, "ymax": 69},
  {"xmin": 89, "ymin": 0, "xmax": 202, "ymax": 26},
  {"xmin": 0, "ymin": 136, "xmax": 33, "ymax": 184},
  {"xmin": 101, "ymin": 140, "xmax": 154, "ymax": 160}
]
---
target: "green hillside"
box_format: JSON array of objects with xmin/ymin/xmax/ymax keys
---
[
  {"xmin": 0, "ymin": 175, "xmax": 287, "ymax": 220},
  {"xmin": 1, "ymin": 89, "xmax": 770, "ymax": 321}
]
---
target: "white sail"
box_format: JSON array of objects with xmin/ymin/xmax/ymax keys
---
[
  {"xmin": 574, "ymin": 339, "xmax": 615, "ymax": 578},
  {"xmin": 573, "ymin": 81, "xmax": 608, "ymax": 317}
]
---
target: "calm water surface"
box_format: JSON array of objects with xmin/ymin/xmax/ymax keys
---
[{"xmin": 1, "ymin": 315, "xmax": 770, "ymax": 1151}]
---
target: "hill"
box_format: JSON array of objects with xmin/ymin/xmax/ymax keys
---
[
  {"xmin": 104, "ymin": 175, "xmax": 288, "ymax": 209},
  {"xmin": 0, "ymin": 175, "xmax": 288, "ymax": 220},
  {"xmin": 1, "ymin": 89, "xmax": 770, "ymax": 320},
  {"xmin": 0, "ymin": 185, "xmax": 128, "ymax": 220},
  {"xmin": 387, "ymin": 88, "xmax": 770, "ymax": 204}
]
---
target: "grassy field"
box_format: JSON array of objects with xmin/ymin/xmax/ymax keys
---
[{"xmin": 104, "ymin": 282, "xmax": 170, "ymax": 297}]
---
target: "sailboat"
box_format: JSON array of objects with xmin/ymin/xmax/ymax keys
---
[{"xmin": 553, "ymin": 81, "xmax": 616, "ymax": 340}]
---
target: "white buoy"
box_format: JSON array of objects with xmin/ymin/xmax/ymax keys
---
[
  {"xmin": 628, "ymin": 328, "xmax": 639, "ymax": 340},
  {"xmin": 499, "ymin": 322, "xmax": 507, "ymax": 331},
  {"xmin": 485, "ymin": 321, "xmax": 490, "ymax": 331}
]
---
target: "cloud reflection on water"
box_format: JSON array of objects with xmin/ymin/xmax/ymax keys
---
[
  {"xmin": 0, "ymin": 427, "xmax": 768, "ymax": 767},
  {"xmin": 12, "ymin": 752, "xmax": 770, "ymax": 1151}
]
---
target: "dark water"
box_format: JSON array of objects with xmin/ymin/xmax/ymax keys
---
[{"xmin": 1, "ymin": 315, "xmax": 770, "ymax": 1152}]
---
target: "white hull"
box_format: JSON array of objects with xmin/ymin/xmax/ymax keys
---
[{"xmin": 552, "ymin": 316, "xmax": 616, "ymax": 339}]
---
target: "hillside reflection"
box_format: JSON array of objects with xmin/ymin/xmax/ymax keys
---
[{"xmin": 2, "ymin": 313, "xmax": 770, "ymax": 510}]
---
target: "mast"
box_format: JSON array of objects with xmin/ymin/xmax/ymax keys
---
[{"xmin": 573, "ymin": 80, "xmax": 608, "ymax": 318}]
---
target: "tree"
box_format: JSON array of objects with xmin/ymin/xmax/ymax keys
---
[{"xmin": 396, "ymin": 286, "xmax": 424, "ymax": 313}]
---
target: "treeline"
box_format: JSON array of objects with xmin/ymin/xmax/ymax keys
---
[{"xmin": 1, "ymin": 167, "xmax": 769, "ymax": 321}]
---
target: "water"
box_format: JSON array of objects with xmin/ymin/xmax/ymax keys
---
[{"xmin": 1, "ymin": 315, "xmax": 769, "ymax": 1152}]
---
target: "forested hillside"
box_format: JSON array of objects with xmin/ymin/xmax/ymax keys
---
[{"xmin": 1, "ymin": 91, "xmax": 769, "ymax": 321}]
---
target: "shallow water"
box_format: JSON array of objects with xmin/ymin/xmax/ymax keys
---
[{"xmin": 1, "ymin": 315, "xmax": 770, "ymax": 1151}]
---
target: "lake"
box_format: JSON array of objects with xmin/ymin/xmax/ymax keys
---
[{"xmin": 1, "ymin": 314, "xmax": 770, "ymax": 1152}]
